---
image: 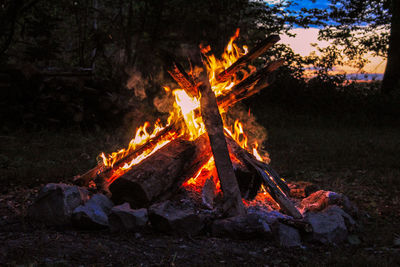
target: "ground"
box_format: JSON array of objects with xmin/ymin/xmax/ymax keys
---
[{"xmin": 1, "ymin": 112, "xmax": 399, "ymax": 266}]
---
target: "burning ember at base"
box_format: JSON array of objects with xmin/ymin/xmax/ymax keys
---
[{"xmin": 29, "ymin": 30, "xmax": 359, "ymax": 246}]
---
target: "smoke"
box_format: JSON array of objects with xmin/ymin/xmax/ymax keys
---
[
  {"xmin": 225, "ymin": 104, "xmax": 270, "ymax": 162},
  {"xmin": 126, "ymin": 71, "xmax": 148, "ymax": 100},
  {"xmin": 153, "ymin": 90, "xmax": 175, "ymax": 114}
]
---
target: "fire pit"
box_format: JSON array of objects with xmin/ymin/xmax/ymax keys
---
[{"xmin": 29, "ymin": 30, "xmax": 358, "ymax": 247}]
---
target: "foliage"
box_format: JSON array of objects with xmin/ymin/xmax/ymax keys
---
[{"xmin": 303, "ymin": 0, "xmax": 391, "ymax": 71}]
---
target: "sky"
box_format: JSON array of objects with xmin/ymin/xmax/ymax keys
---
[{"xmin": 268, "ymin": 0, "xmax": 387, "ymax": 75}]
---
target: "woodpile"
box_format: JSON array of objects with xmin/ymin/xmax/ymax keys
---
[{"xmin": 75, "ymin": 34, "xmax": 303, "ymax": 219}]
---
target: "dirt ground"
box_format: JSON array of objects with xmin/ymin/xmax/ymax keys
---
[{"xmin": 1, "ymin": 124, "xmax": 400, "ymax": 266}]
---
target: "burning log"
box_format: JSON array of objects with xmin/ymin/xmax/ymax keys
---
[
  {"xmin": 75, "ymin": 59, "xmax": 282, "ymax": 187},
  {"xmin": 193, "ymin": 51, "xmax": 246, "ymax": 216},
  {"xmin": 75, "ymin": 32, "xmax": 292, "ymax": 219},
  {"xmin": 161, "ymin": 50, "xmax": 198, "ymax": 97},
  {"xmin": 109, "ymin": 134, "xmax": 213, "ymax": 208},
  {"xmin": 217, "ymin": 59, "xmax": 284, "ymax": 110},
  {"xmin": 109, "ymin": 138, "xmax": 196, "ymax": 208},
  {"xmin": 225, "ymin": 136, "xmax": 301, "ymax": 219},
  {"xmin": 216, "ymin": 35, "xmax": 280, "ymax": 83},
  {"xmin": 74, "ymin": 124, "xmax": 178, "ymax": 186}
]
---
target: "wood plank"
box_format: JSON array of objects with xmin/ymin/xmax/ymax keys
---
[{"xmin": 192, "ymin": 51, "xmax": 246, "ymax": 216}]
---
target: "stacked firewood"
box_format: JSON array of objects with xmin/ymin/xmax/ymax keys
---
[{"xmin": 75, "ymin": 35, "xmax": 302, "ymax": 219}]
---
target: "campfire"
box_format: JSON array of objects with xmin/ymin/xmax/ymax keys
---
[
  {"xmin": 30, "ymin": 30, "xmax": 358, "ymax": 246},
  {"xmin": 74, "ymin": 29, "xmax": 299, "ymax": 218}
]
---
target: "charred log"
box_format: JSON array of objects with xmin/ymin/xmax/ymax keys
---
[
  {"xmin": 160, "ymin": 49, "xmax": 198, "ymax": 97},
  {"xmin": 109, "ymin": 134, "xmax": 212, "ymax": 208},
  {"xmin": 193, "ymin": 51, "xmax": 246, "ymax": 216},
  {"xmin": 109, "ymin": 138, "xmax": 195, "ymax": 208},
  {"xmin": 218, "ymin": 59, "xmax": 284, "ymax": 110},
  {"xmin": 74, "ymin": 124, "xmax": 178, "ymax": 186},
  {"xmin": 225, "ymin": 136, "xmax": 301, "ymax": 219},
  {"xmin": 216, "ymin": 35, "xmax": 280, "ymax": 83},
  {"xmin": 76, "ymin": 46, "xmax": 283, "ymax": 188}
]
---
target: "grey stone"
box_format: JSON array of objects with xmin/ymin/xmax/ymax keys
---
[
  {"xmin": 202, "ymin": 178, "xmax": 217, "ymax": 209},
  {"xmin": 248, "ymin": 209, "xmax": 291, "ymax": 225},
  {"xmin": 28, "ymin": 183, "xmax": 89, "ymax": 225},
  {"xmin": 326, "ymin": 205, "xmax": 356, "ymax": 231},
  {"xmin": 72, "ymin": 193, "xmax": 113, "ymax": 228},
  {"xmin": 275, "ymin": 223, "xmax": 302, "ymax": 247},
  {"xmin": 109, "ymin": 203, "xmax": 148, "ymax": 232},
  {"xmin": 148, "ymin": 200, "xmax": 204, "ymax": 235},
  {"xmin": 211, "ymin": 213, "xmax": 272, "ymax": 239},
  {"xmin": 305, "ymin": 205, "xmax": 349, "ymax": 244}
]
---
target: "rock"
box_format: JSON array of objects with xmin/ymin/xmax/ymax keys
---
[
  {"xmin": 249, "ymin": 210, "xmax": 293, "ymax": 225},
  {"xmin": 211, "ymin": 213, "xmax": 272, "ymax": 239},
  {"xmin": 300, "ymin": 190, "xmax": 358, "ymax": 216},
  {"xmin": 148, "ymin": 200, "xmax": 204, "ymax": 235},
  {"xmin": 109, "ymin": 203, "xmax": 148, "ymax": 232},
  {"xmin": 202, "ymin": 177, "xmax": 217, "ymax": 209},
  {"xmin": 72, "ymin": 194, "xmax": 113, "ymax": 229},
  {"xmin": 274, "ymin": 223, "xmax": 302, "ymax": 247},
  {"xmin": 28, "ymin": 183, "xmax": 89, "ymax": 225},
  {"xmin": 347, "ymin": 234, "xmax": 361, "ymax": 245},
  {"xmin": 305, "ymin": 205, "xmax": 349, "ymax": 244},
  {"xmin": 326, "ymin": 205, "xmax": 356, "ymax": 231}
]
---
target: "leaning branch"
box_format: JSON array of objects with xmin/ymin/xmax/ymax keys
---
[{"xmin": 216, "ymin": 35, "xmax": 280, "ymax": 83}]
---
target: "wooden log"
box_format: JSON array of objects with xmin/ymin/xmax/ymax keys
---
[
  {"xmin": 217, "ymin": 59, "xmax": 284, "ymax": 110},
  {"xmin": 192, "ymin": 51, "xmax": 246, "ymax": 216},
  {"xmin": 74, "ymin": 124, "xmax": 177, "ymax": 186},
  {"xmin": 253, "ymin": 160, "xmax": 291, "ymax": 196},
  {"xmin": 224, "ymin": 132, "xmax": 290, "ymax": 196},
  {"xmin": 160, "ymin": 50, "xmax": 198, "ymax": 97},
  {"xmin": 75, "ymin": 58, "xmax": 282, "ymax": 186},
  {"xmin": 109, "ymin": 138, "xmax": 196, "ymax": 208},
  {"xmin": 216, "ymin": 35, "xmax": 280, "ymax": 83},
  {"xmin": 224, "ymin": 136, "xmax": 302, "ymax": 219}
]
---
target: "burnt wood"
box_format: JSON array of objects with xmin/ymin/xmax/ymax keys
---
[
  {"xmin": 218, "ymin": 59, "xmax": 284, "ymax": 110},
  {"xmin": 225, "ymin": 135, "xmax": 302, "ymax": 219},
  {"xmin": 160, "ymin": 50, "xmax": 198, "ymax": 97},
  {"xmin": 109, "ymin": 138, "xmax": 196, "ymax": 208},
  {"xmin": 74, "ymin": 124, "xmax": 178, "ymax": 186},
  {"xmin": 75, "ymin": 43, "xmax": 283, "ymax": 188},
  {"xmin": 192, "ymin": 51, "xmax": 246, "ymax": 216},
  {"xmin": 216, "ymin": 35, "xmax": 280, "ymax": 83},
  {"xmin": 74, "ymin": 59, "xmax": 282, "ymax": 187}
]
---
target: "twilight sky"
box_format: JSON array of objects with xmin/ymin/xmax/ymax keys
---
[{"xmin": 268, "ymin": 0, "xmax": 387, "ymax": 75}]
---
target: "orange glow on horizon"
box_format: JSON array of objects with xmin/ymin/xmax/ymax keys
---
[{"xmin": 280, "ymin": 28, "xmax": 387, "ymax": 75}]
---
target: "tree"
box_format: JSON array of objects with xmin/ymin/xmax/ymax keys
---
[{"xmin": 314, "ymin": 0, "xmax": 397, "ymax": 94}]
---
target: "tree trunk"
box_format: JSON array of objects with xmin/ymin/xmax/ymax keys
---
[{"xmin": 382, "ymin": 0, "xmax": 400, "ymax": 94}]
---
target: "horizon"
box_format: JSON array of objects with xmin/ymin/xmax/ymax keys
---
[{"xmin": 269, "ymin": 0, "xmax": 387, "ymax": 77}]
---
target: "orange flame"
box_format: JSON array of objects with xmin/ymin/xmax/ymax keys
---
[{"xmin": 100, "ymin": 28, "xmax": 267, "ymax": 191}]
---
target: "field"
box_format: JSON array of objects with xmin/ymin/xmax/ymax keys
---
[{"xmin": 1, "ymin": 103, "xmax": 399, "ymax": 266}]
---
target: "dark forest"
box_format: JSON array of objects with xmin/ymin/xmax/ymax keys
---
[{"xmin": 1, "ymin": 0, "xmax": 399, "ymax": 265}]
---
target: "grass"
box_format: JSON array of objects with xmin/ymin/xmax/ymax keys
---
[
  {"xmin": 0, "ymin": 104, "xmax": 399, "ymax": 265},
  {"xmin": 0, "ymin": 127, "xmax": 127, "ymax": 190}
]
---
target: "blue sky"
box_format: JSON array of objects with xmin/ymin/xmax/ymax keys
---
[
  {"xmin": 274, "ymin": 0, "xmax": 387, "ymax": 75},
  {"xmin": 292, "ymin": 0, "xmax": 330, "ymax": 10}
]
